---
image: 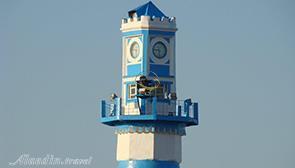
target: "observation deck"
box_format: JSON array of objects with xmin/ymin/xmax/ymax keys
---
[{"xmin": 100, "ymin": 97, "xmax": 198, "ymax": 127}]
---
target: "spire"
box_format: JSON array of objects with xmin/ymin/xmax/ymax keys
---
[{"xmin": 128, "ymin": 1, "xmax": 167, "ymax": 18}]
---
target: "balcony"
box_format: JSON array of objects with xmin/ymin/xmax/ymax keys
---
[{"xmin": 99, "ymin": 97, "xmax": 198, "ymax": 127}]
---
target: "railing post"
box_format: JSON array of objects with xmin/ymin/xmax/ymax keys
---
[
  {"xmin": 101, "ymin": 100, "xmax": 106, "ymax": 118},
  {"xmin": 186, "ymin": 108, "xmax": 190, "ymax": 118},
  {"xmin": 184, "ymin": 99, "xmax": 192, "ymax": 118},
  {"xmin": 152, "ymin": 97, "xmax": 157, "ymax": 116},
  {"xmin": 193, "ymin": 103, "xmax": 198, "ymax": 121},
  {"xmin": 116, "ymin": 98, "xmax": 121, "ymax": 117},
  {"xmin": 178, "ymin": 105, "xmax": 181, "ymax": 117},
  {"xmin": 141, "ymin": 99, "xmax": 146, "ymax": 115}
]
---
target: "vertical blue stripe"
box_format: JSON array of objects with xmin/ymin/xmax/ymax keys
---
[
  {"xmin": 193, "ymin": 103, "xmax": 198, "ymax": 124},
  {"xmin": 143, "ymin": 30, "xmax": 148, "ymax": 75},
  {"xmin": 152, "ymin": 97, "xmax": 157, "ymax": 116},
  {"xmin": 101, "ymin": 100, "xmax": 106, "ymax": 117}
]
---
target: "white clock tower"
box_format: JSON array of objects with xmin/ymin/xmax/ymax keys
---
[
  {"xmin": 121, "ymin": 2, "xmax": 177, "ymax": 115},
  {"xmin": 100, "ymin": 2, "xmax": 199, "ymax": 168}
]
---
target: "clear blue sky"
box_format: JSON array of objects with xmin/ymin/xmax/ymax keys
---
[{"xmin": 1, "ymin": 0, "xmax": 294, "ymax": 168}]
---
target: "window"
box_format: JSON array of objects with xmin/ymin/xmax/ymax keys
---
[{"xmin": 128, "ymin": 84, "xmax": 137, "ymax": 99}]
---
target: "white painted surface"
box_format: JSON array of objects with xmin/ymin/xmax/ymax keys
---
[
  {"xmin": 121, "ymin": 16, "xmax": 177, "ymax": 32},
  {"xmin": 116, "ymin": 132, "xmax": 182, "ymax": 163},
  {"xmin": 117, "ymin": 132, "xmax": 154, "ymax": 160},
  {"xmin": 154, "ymin": 133, "xmax": 182, "ymax": 163},
  {"xmin": 116, "ymin": 133, "xmax": 130, "ymax": 160}
]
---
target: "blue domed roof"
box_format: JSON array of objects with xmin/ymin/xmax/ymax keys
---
[{"xmin": 128, "ymin": 1, "xmax": 167, "ymax": 18}]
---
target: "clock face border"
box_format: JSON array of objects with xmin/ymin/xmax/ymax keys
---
[
  {"xmin": 152, "ymin": 41, "xmax": 167, "ymax": 59},
  {"xmin": 130, "ymin": 41, "xmax": 140, "ymax": 59},
  {"xmin": 127, "ymin": 37, "xmax": 143, "ymax": 63},
  {"xmin": 150, "ymin": 37, "xmax": 169, "ymax": 64}
]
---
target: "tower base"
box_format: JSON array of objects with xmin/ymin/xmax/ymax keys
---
[{"xmin": 118, "ymin": 160, "xmax": 180, "ymax": 168}]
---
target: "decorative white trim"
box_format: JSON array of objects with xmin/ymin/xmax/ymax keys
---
[
  {"xmin": 115, "ymin": 126, "xmax": 186, "ymax": 136},
  {"xmin": 127, "ymin": 37, "xmax": 143, "ymax": 64},
  {"xmin": 120, "ymin": 16, "xmax": 177, "ymax": 32}
]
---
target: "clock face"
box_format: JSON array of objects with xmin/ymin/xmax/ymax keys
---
[
  {"xmin": 130, "ymin": 42, "xmax": 140, "ymax": 58},
  {"xmin": 152, "ymin": 41, "xmax": 167, "ymax": 59}
]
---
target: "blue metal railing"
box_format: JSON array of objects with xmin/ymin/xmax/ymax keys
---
[{"xmin": 100, "ymin": 97, "xmax": 198, "ymax": 123}]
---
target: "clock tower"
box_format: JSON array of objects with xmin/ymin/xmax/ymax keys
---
[
  {"xmin": 121, "ymin": 2, "xmax": 177, "ymax": 114},
  {"xmin": 100, "ymin": 2, "xmax": 198, "ymax": 168}
]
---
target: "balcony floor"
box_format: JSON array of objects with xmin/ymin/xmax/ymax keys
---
[{"xmin": 100, "ymin": 114, "xmax": 198, "ymax": 127}]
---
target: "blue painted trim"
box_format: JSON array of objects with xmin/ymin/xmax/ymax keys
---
[
  {"xmin": 193, "ymin": 103, "xmax": 199, "ymax": 125},
  {"xmin": 123, "ymin": 75, "xmax": 175, "ymax": 79},
  {"xmin": 152, "ymin": 97, "xmax": 157, "ymax": 116},
  {"xmin": 117, "ymin": 160, "xmax": 179, "ymax": 168},
  {"xmin": 143, "ymin": 30, "xmax": 148, "ymax": 75},
  {"xmin": 150, "ymin": 64, "xmax": 170, "ymax": 77},
  {"xmin": 141, "ymin": 99, "xmax": 146, "ymax": 114},
  {"xmin": 177, "ymin": 105, "xmax": 181, "ymax": 117},
  {"xmin": 115, "ymin": 122, "xmax": 185, "ymax": 129},
  {"xmin": 100, "ymin": 114, "xmax": 198, "ymax": 127},
  {"xmin": 101, "ymin": 100, "xmax": 106, "ymax": 118},
  {"xmin": 127, "ymin": 64, "xmax": 141, "ymax": 76},
  {"xmin": 157, "ymin": 81, "xmax": 173, "ymax": 84},
  {"xmin": 100, "ymin": 97, "xmax": 198, "ymax": 126},
  {"xmin": 149, "ymin": 30, "xmax": 175, "ymax": 36}
]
